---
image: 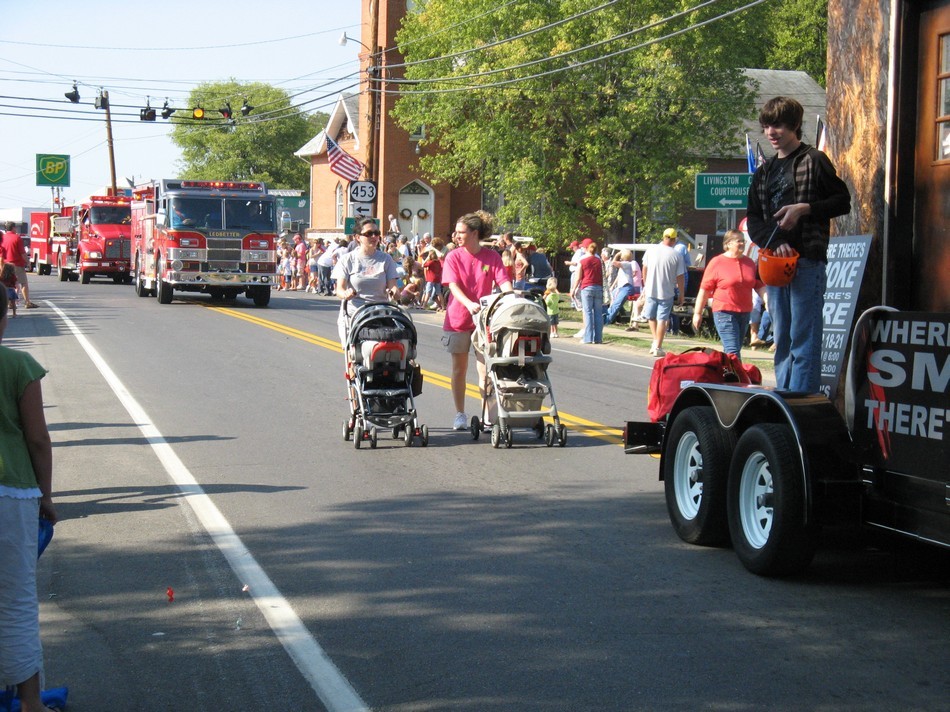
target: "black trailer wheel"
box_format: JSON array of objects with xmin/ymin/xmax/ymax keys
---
[
  {"xmin": 663, "ymin": 406, "xmax": 734, "ymax": 547},
  {"xmin": 727, "ymin": 424, "xmax": 819, "ymax": 577}
]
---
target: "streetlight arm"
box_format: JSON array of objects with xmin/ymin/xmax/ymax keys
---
[{"xmin": 338, "ymin": 32, "xmax": 372, "ymax": 52}]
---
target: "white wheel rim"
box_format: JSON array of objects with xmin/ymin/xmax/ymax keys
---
[
  {"xmin": 672, "ymin": 431, "xmax": 703, "ymax": 520},
  {"xmin": 739, "ymin": 451, "xmax": 773, "ymax": 549}
]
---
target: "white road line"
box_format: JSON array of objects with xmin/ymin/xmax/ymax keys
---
[{"xmin": 46, "ymin": 300, "xmax": 369, "ymax": 712}]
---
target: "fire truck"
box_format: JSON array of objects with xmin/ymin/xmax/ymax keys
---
[
  {"xmin": 130, "ymin": 180, "xmax": 276, "ymax": 306},
  {"xmin": 29, "ymin": 209, "xmax": 78, "ymax": 281},
  {"xmin": 29, "ymin": 195, "xmax": 133, "ymax": 283}
]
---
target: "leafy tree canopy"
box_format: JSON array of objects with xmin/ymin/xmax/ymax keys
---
[
  {"xmin": 391, "ymin": 0, "xmax": 766, "ymax": 246},
  {"xmin": 169, "ymin": 80, "xmax": 327, "ymax": 190}
]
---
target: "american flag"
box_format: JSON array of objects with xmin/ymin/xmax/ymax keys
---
[
  {"xmin": 745, "ymin": 133, "xmax": 756, "ymax": 173},
  {"xmin": 325, "ymin": 136, "xmax": 365, "ymax": 182}
]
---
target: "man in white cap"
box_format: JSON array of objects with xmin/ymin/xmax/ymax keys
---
[{"xmin": 641, "ymin": 228, "xmax": 686, "ymax": 356}]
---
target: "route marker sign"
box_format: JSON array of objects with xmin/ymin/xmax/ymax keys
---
[{"xmin": 695, "ymin": 173, "xmax": 753, "ymax": 210}]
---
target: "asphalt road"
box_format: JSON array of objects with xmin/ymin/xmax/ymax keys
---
[{"xmin": 8, "ymin": 277, "xmax": 948, "ymax": 712}]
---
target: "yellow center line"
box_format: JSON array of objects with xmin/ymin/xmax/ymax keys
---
[{"xmin": 207, "ymin": 305, "xmax": 624, "ymax": 444}]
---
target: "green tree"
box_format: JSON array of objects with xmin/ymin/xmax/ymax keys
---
[
  {"xmin": 391, "ymin": 0, "xmax": 758, "ymax": 246},
  {"xmin": 169, "ymin": 80, "xmax": 327, "ymax": 190},
  {"xmin": 765, "ymin": 0, "xmax": 828, "ymax": 87}
]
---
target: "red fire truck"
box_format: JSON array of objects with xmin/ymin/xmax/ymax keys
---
[
  {"xmin": 130, "ymin": 180, "xmax": 276, "ymax": 306},
  {"xmin": 29, "ymin": 209, "xmax": 78, "ymax": 281},
  {"xmin": 29, "ymin": 195, "xmax": 132, "ymax": 283}
]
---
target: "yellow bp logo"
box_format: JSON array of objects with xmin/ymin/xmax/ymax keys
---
[{"xmin": 36, "ymin": 154, "xmax": 70, "ymax": 187}]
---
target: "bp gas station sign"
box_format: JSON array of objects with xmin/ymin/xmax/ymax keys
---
[
  {"xmin": 36, "ymin": 154, "xmax": 70, "ymax": 187},
  {"xmin": 695, "ymin": 173, "xmax": 753, "ymax": 210}
]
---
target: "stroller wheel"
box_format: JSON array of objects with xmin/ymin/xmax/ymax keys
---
[
  {"xmin": 470, "ymin": 416, "xmax": 481, "ymax": 440},
  {"xmin": 535, "ymin": 418, "xmax": 545, "ymax": 439},
  {"xmin": 404, "ymin": 426, "xmax": 414, "ymax": 447},
  {"xmin": 391, "ymin": 426, "xmax": 401, "ymax": 440},
  {"xmin": 419, "ymin": 424, "xmax": 429, "ymax": 447},
  {"xmin": 490, "ymin": 423, "xmax": 501, "ymax": 448},
  {"xmin": 354, "ymin": 426, "xmax": 364, "ymax": 449},
  {"xmin": 370, "ymin": 427, "xmax": 378, "ymax": 449},
  {"xmin": 343, "ymin": 419, "xmax": 352, "ymax": 441},
  {"xmin": 545, "ymin": 423, "xmax": 556, "ymax": 447},
  {"xmin": 504, "ymin": 424, "xmax": 514, "ymax": 449},
  {"xmin": 557, "ymin": 424, "xmax": 568, "ymax": 447}
]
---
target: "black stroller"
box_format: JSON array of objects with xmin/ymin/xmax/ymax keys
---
[
  {"xmin": 470, "ymin": 291, "xmax": 567, "ymax": 448},
  {"xmin": 342, "ymin": 301, "xmax": 428, "ymax": 448}
]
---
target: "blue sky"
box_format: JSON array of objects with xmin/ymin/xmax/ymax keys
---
[{"xmin": 0, "ymin": 0, "xmax": 361, "ymax": 208}]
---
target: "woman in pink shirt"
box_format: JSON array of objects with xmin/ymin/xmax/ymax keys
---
[{"xmin": 441, "ymin": 211, "xmax": 512, "ymax": 431}]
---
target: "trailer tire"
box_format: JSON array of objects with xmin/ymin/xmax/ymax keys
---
[
  {"xmin": 664, "ymin": 406, "xmax": 734, "ymax": 547},
  {"xmin": 727, "ymin": 424, "xmax": 819, "ymax": 577}
]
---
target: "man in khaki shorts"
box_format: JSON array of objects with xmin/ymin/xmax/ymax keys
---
[{"xmin": 1, "ymin": 223, "xmax": 37, "ymax": 309}]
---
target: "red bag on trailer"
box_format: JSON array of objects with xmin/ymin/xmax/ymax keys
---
[{"xmin": 646, "ymin": 348, "xmax": 761, "ymax": 422}]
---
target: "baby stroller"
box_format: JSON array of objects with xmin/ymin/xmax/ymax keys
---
[
  {"xmin": 471, "ymin": 291, "xmax": 567, "ymax": 448},
  {"xmin": 342, "ymin": 301, "xmax": 428, "ymax": 448}
]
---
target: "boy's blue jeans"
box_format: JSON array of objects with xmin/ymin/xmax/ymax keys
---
[{"xmin": 767, "ymin": 258, "xmax": 826, "ymax": 393}]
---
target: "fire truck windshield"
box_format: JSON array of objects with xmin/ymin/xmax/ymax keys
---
[
  {"xmin": 170, "ymin": 198, "xmax": 222, "ymax": 229},
  {"xmin": 224, "ymin": 199, "xmax": 275, "ymax": 232},
  {"xmin": 89, "ymin": 206, "xmax": 131, "ymax": 225}
]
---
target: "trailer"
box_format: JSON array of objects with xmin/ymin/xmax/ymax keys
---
[{"xmin": 624, "ymin": 306, "xmax": 949, "ymax": 576}]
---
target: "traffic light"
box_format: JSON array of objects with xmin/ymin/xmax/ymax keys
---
[
  {"xmin": 140, "ymin": 106, "xmax": 156, "ymax": 121},
  {"xmin": 192, "ymin": 106, "xmax": 205, "ymax": 120},
  {"xmin": 161, "ymin": 101, "xmax": 174, "ymax": 119},
  {"xmin": 219, "ymin": 102, "xmax": 232, "ymax": 120},
  {"xmin": 241, "ymin": 99, "xmax": 253, "ymax": 116},
  {"xmin": 65, "ymin": 83, "xmax": 80, "ymax": 103}
]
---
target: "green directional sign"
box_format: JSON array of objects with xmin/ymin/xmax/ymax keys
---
[
  {"xmin": 36, "ymin": 154, "xmax": 70, "ymax": 187},
  {"xmin": 695, "ymin": 173, "xmax": 753, "ymax": 210}
]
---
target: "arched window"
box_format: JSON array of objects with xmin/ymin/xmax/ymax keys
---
[{"xmin": 335, "ymin": 183, "xmax": 345, "ymax": 227}]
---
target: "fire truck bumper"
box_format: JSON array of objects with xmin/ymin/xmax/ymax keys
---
[
  {"xmin": 168, "ymin": 272, "xmax": 275, "ymax": 286},
  {"xmin": 81, "ymin": 261, "xmax": 129, "ymax": 272}
]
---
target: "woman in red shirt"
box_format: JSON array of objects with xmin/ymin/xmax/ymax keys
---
[
  {"xmin": 691, "ymin": 229, "xmax": 765, "ymax": 357},
  {"xmin": 571, "ymin": 240, "xmax": 604, "ymax": 344}
]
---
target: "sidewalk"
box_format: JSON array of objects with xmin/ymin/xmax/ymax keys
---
[{"xmin": 557, "ymin": 317, "xmax": 776, "ymax": 367}]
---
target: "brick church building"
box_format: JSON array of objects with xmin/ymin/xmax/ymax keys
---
[{"xmin": 295, "ymin": 0, "xmax": 480, "ymax": 241}]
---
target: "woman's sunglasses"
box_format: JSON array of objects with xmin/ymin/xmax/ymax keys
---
[{"xmin": 361, "ymin": 230, "xmax": 381, "ymax": 237}]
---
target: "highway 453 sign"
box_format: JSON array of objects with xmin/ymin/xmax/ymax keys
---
[
  {"xmin": 695, "ymin": 173, "xmax": 753, "ymax": 210},
  {"xmin": 348, "ymin": 181, "xmax": 377, "ymax": 203}
]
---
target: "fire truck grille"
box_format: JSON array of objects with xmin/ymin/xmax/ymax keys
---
[
  {"xmin": 206, "ymin": 237, "xmax": 242, "ymax": 268},
  {"xmin": 105, "ymin": 241, "xmax": 131, "ymax": 260}
]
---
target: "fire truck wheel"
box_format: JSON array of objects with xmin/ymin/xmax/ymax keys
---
[
  {"xmin": 58, "ymin": 263, "xmax": 68, "ymax": 282},
  {"xmin": 42, "ymin": 264, "xmax": 51, "ymax": 277},
  {"xmin": 663, "ymin": 406, "xmax": 735, "ymax": 547},
  {"xmin": 727, "ymin": 424, "xmax": 819, "ymax": 577},
  {"xmin": 250, "ymin": 286, "xmax": 271, "ymax": 307},
  {"xmin": 157, "ymin": 274, "xmax": 173, "ymax": 304},
  {"xmin": 80, "ymin": 268, "xmax": 91, "ymax": 284},
  {"xmin": 134, "ymin": 269, "xmax": 150, "ymax": 298}
]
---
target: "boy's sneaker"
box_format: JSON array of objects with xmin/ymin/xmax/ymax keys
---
[
  {"xmin": 653, "ymin": 347, "xmax": 666, "ymax": 357},
  {"xmin": 453, "ymin": 413, "xmax": 467, "ymax": 431}
]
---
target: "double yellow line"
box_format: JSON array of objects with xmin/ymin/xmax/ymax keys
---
[{"xmin": 208, "ymin": 305, "xmax": 623, "ymax": 444}]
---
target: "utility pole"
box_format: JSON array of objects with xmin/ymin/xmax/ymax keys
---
[{"xmin": 98, "ymin": 90, "xmax": 118, "ymax": 195}]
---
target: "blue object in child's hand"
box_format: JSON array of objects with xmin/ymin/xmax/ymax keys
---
[{"xmin": 38, "ymin": 517, "xmax": 53, "ymax": 558}]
